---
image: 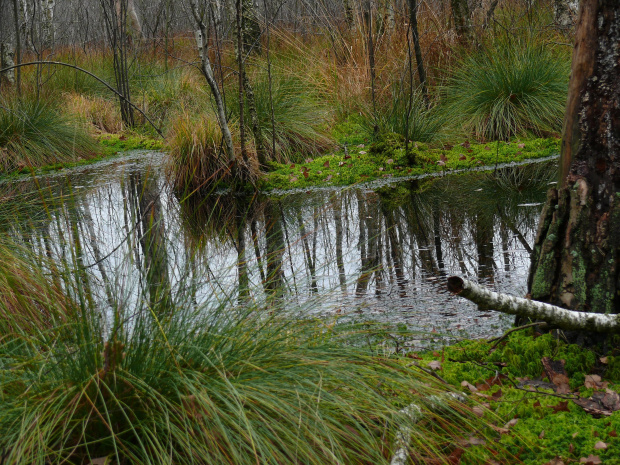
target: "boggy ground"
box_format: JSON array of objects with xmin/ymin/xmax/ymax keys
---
[
  {"xmin": 262, "ymin": 121, "xmax": 560, "ymax": 191},
  {"xmin": 409, "ymin": 329, "xmax": 620, "ymax": 464}
]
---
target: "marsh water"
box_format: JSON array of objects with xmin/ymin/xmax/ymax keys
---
[{"xmin": 0, "ymin": 151, "xmax": 557, "ymax": 342}]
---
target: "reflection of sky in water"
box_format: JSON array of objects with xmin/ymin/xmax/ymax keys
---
[{"xmin": 0, "ymin": 151, "xmax": 557, "ymax": 342}]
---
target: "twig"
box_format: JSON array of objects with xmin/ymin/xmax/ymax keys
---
[
  {"xmin": 0, "ymin": 61, "xmax": 163, "ymax": 137},
  {"xmin": 487, "ymin": 322, "xmax": 549, "ymax": 351}
]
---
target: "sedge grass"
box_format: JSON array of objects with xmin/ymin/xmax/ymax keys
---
[
  {"xmin": 0, "ymin": 96, "xmax": 99, "ymax": 172},
  {"xmin": 0, "ymin": 231, "xmax": 504, "ymax": 465},
  {"xmin": 442, "ymin": 37, "xmax": 570, "ymax": 141}
]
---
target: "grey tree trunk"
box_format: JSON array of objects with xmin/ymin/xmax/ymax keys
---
[
  {"xmin": 189, "ymin": 0, "xmax": 236, "ymax": 165},
  {"xmin": 40, "ymin": 0, "xmax": 56, "ymax": 47}
]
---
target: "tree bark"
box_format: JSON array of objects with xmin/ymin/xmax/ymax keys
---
[
  {"xmin": 528, "ymin": 0, "xmax": 620, "ymax": 316},
  {"xmin": 406, "ymin": 0, "xmax": 428, "ymax": 104},
  {"xmin": 450, "ymin": 0, "xmax": 471, "ymax": 40}
]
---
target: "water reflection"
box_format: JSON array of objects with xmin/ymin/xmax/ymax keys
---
[{"xmin": 0, "ymin": 152, "xmax": 556, "ymax": 339}]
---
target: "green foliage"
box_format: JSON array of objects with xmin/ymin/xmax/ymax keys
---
[
  {"xmin": 262, "ymin": 137, "xmax": 559, "ymax": 191},
  {"xmin": 0, "ymin": 97, "xmax": 99, "ymax": 172},
  {"xmin": 443, "ymin": 38, "xmax": 570, "ymax": 140}
]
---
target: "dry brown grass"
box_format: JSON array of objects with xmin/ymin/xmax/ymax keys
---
[{"xmin": 63, "ymin": 92, "xmax": 124, "ymax": 134}]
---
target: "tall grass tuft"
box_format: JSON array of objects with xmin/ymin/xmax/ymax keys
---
[
  {"xmin": 0, "ymin": 236, "xmax": 497, "ymax": 465},
  {"xmin": 166, "ymin": 112, "xmax": 259, "ymax": 192},
  {"xmin": 0, "ymin": 97, "xmax": 99, "ymax": 172},
  {"xmin": 443, "ymin": 38, "xmax": 570, "ymax": 141},
  {"xmin": 360, "ymin": 84, "xmax": 445, "ymax": 143},
  {"xmin": 228, "ymin": 70, "xmax": 335, "ymax": 163}
]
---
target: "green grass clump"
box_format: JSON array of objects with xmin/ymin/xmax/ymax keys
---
[
  {"xmin": 360, "ymin": 86, "xmax": 445, "ymax": 145},
  {"xmin": 443, "ymin": 38, "xmax": 570, "ymax": 140},
  {"xmin": 0, "ymin": 97, "xmax": 99, "ymax": 172},
  {"xmin": 262, "ymin": 137, "xmax": 559, "ymax": 191},
  {"xmin": 0, "ymin": 238, "xmax": 496, "ymax": 465},
  {"xmin": 228, "ymin": 70, "xmax": 335, "ymax": 163}
]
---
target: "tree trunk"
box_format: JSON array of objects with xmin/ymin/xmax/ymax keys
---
[
  {"xmin": 554, "ymin": 0, "xmax": 579, "ymax": 30},
  {"xmin": 528, "ymin": 0, "xmax": 620, "ymax": 317},
  {"xmin": 406, "ymin": 0, "xmax": 428, "ymax": 105},
  {"xmin": 189, "ymin": 0, "xmax": 236, "ymax": 165},
  {"xmin": 451, "ymin": 0, "xmax": 471, "ymax": 39},
  {"xmin": 40, "ymin": 0, "xmax": 56, "ymax": 48}
]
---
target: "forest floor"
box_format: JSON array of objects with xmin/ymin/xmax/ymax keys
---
[{"xmin": 411, "ymin": 330, "xmax": 620, "ymax": 464}]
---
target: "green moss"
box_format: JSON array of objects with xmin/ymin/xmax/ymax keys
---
[
  {"xmin": 408, "ymin": 331, "xmax": 619, "ymax": 464},
  {"xmin": 98, "ymin": 133, "xmax": 165, "ymax": 156},
  {"xmin": 262, "ymin": 137, "xmax": 560, "ymax": 191}
]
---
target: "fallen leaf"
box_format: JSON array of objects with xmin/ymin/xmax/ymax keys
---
[
  {"xmin": 459, "ymin": 154, "xmax": 467, "ymax": 160},
  {"xmin": 323, "ymin": 161, "xmax": 330, "ymax": 168},
  {"xmin": 609, "ymin": 430, "xmax": 617, "ymax": 437},
  {"xmin": 359, "ymin": 150, "xmax": 367, "ymax": 155},
  {"xmin": 357, "ymin": 144, "xmax": 365, "ymax": 148},
  {"xmin": 440, "ymin": 153, "xmax": 448, "ymax": 163},
  {"xmin": 90, "ymin": 458, "xmax": 111, "ymax": 465},
  {"xmin": 447, "ymin": 447, "xmax": 464, "ymax": 465},
  {"xmin": 325, "ymin": 175, "xmax": 332, "ymax": 181},
  {"xmin": 427, "ymin": 361, "xmax": 442, "ymax": 371},
  {"xmin": 594, "ymin": 441, "xmax": 607, "ymax": 450},
  {"xmin": 484, "ymin": 146, "xmax": 491, "ymax": 150},
  {"xmin": 468, "ymin": 436, "xmax": 486, "ymax": 446},
  {"xmin": 489, "ymin": 424, "xmax": 510, "ymax": 435},
  {"xmin": 539, "ymin": 430, "xmax": 545, "ymax": 439},
  {"xmin": 533, "ymin": 400, "xmax": 542, "ymax": 408},
  {"xmin": 585, "ymin": 375, "xmax": 609, "ymax": 390},
  {"xmin": 504, "ymin": 418, "xmax": 518, "ymax": 429},
  {"xmin": 289, "ymin": 163, "xmax": 295, "ymax": 168},
  {"xmin": 600, "ymin": 356, "xmax": 608, "ymax": 364},
  {"xmin": 290, "ymin": 177, "xmax": 298, "ymax": 183},
  {"xmin": 579, "ymin": 455, "xmax": 602, "ymax": 464},
  {"xmin": 344, "ymin": 154, "xmax": 351, "ymax": 159},
  {"xmin": 461, "ymin": 141, "xmax": 470, "ymax": 149},
  {"xmin": 461, "ymin": 381, "xmax": 477, "ymax": 392},
  {"xmin": 573, "ymin": 432, "xmax": 579, "ymax": 438},
  {"xmin": 472, "ymin": 406, "xmax": 485, "ymax": 417},
  {"xmin": 569, "ymin": 444, "xmax": 574, "ymax": 453},
  {"xmin": 543, "ymin": 458, "xmax": 565, "ymax": 465},
  {"xmin": 305, "ymin": 158, "xmax": 313, "ymax": 163},
  {"xmin": 338, "ymin": 161, "xmax": 345, "ymax": 167},
  {"xmin": 492, "ymin": 389, "xmax": 503, "ymax": 400},
  {"xmin": 518, "ymin": 143, "xmax": 525, "ymax": 148},
  {"xmin": 386, "ymin": 158, "xmax": 394, "ymax": 164},
  {"xmin": 378, "ymin": 167, "xmax": 384, "ymax": 171},
  {"xmin": 303, "ymin": 171, "xmax": 309, "ymax": 179},
  {"xmin": 548, "ymin": 401, "xmax": 570, "ymax": 413}
]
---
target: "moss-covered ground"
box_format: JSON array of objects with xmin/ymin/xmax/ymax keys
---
[
  {"xmin": 410, "ymin": 330, "xmax": 620, "ymax": 464},
  {"xmin": 261, "ymin": 121, "xmax": 560, "ymax": 191},
  {"xmin": 0, "ymin": 132, "xmax": 164, "ymax": 179}
]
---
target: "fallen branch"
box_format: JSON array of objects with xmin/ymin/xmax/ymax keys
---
[{"xmin": 447, "ymin": 277, "xmax": 620, "ymax": 333}]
